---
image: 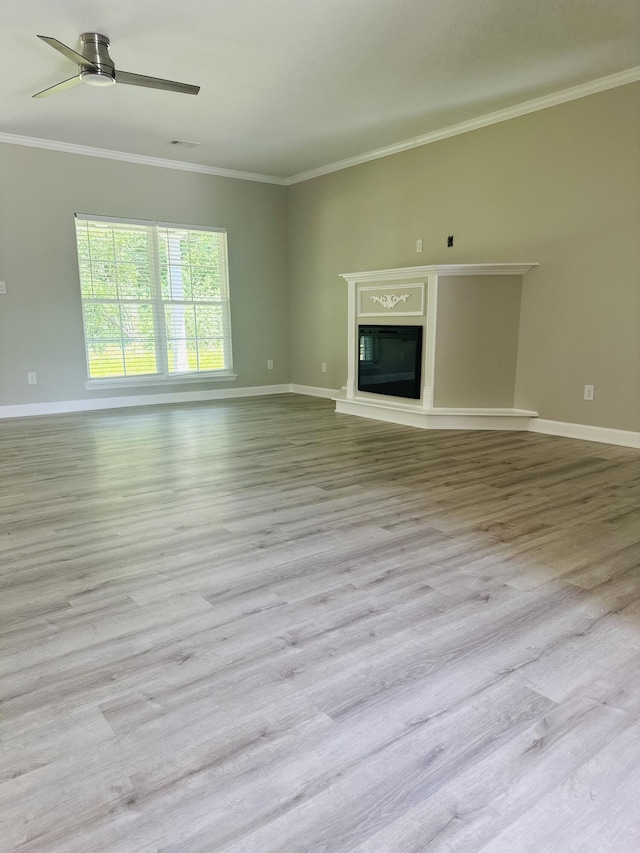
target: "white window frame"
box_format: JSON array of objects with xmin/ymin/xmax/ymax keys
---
[{"xmin": 75, "ymin": 214, "xmax": 236, "ymax": 389}]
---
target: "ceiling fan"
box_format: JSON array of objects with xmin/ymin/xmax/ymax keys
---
[{"xmin": 33, "ymin": 33, "xmax": 200, "ymax": 98}]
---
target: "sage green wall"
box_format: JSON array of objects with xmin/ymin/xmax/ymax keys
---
[
  {"xmin": 0, "ymin": 144, "xmax": 289, "ymax": 405},
  {"xmin": 287, "ymin": 83, "xmax": 640, "ymax": 432},
  {"xmin": 2, "ymin": 83, "xmax": 639, "ymax": 429}
]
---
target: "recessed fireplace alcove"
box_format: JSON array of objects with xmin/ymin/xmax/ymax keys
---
[{"xmin": 334, "ymin": 263, "xmax": 539, "ymax": 431}]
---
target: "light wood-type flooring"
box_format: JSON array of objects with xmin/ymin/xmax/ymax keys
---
[{"xmin": 2, "ymin": 394, "xmax": 640, "ymax": 852}]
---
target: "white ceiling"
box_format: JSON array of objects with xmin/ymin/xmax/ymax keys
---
[{"xmin": 2, "ymin": 0, "xmax": 639, "ymax": 180}]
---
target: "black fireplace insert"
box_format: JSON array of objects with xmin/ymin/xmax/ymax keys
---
[{"xmin": 358, "ymin": 324, "xmax": 423, "ymax": 400}]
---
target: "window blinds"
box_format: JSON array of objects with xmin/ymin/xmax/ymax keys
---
[{"xmin": 75, "ymin": 216, "xmax": 232, "ymax": 381}]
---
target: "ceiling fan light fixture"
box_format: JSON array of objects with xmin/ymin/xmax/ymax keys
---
[{"xmin": 81, "ymin": 69, "xmax": 116, "ymax": 87}]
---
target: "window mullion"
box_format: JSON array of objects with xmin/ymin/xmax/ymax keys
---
[
  {"xmin": 149, "ymin": 226, "xmax": 168, "ymax": 377},
  {"xmin": 221, "ymin": 234, "xmax": 233, "ymax": 371}
]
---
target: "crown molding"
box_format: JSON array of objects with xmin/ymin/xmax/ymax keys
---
[
  {"xmin": 0, "ymin": 132, "xmax": 287, "ymax": 185},
  {"xmin": 285, "ymin": 66, "xmax": 640, "ymax": 185},
  {"xmin": 1, "ymin": 66, "xmax": 638, "ymax": 186}
]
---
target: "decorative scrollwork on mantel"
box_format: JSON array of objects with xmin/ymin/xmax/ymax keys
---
[{"xmin": 370, "ymin": 293, "xmax": 411, "ymax": 310}]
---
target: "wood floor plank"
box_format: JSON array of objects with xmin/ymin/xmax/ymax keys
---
[
  {"xmin": 168, "ymin": 680, "xmax": 553, "ymax": 853},
  {"xmin": 346, "ymin": 677, "xmax": 640, "ymax": 852},
  {"xmin": 476, "ymin": 719, "xmax": 640, "ymax": 853}
]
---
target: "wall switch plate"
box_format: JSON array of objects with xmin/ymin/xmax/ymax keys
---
[
  {"xmin": 28, "ymin": 372, "xmax": 37, "ymax": 385},
  {"xmin": 267, "ymin": 360, "xmax": 274, "ymax": 370},
  {"xmin": 321, "ymin": 362, "xmax": 327, "ymax": 373},
  {"xmin": 0, "ymin": 281, "xmax": 6, "ymax": 294},
  {"xmin": 416, "ymin": 239, "xmax": 423, "ymax": 253},
  {"xmin": 584, "ymin": 384, "xmax": 595, "ymax": 400}
]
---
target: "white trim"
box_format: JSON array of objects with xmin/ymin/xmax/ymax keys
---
[
  {"xmin": 530, "ymin": 418, "xmax": 640, "ymax": 449},
  {"xmin": 75, "ymin": 213, "xmax": 227, "ymax": 234},
  {"xmin": 0, "ymin": 132, "xmax": 286, "ymax": 185},
  {"xmin": 286, "ymin": 67, "xmax": 640, "ymax": 184},
  {"xmin": 290, "ymin": 384, "xmax": 339, "ymax": 399},
  {"xmin": 423, "ymin": 274, "xmax": 438, "ymax": 409},
  {"xmin": 0, "ymin": 384, "xmax": 291, "ymax": 419},
  {"xmin": 84, "ymin": 372, "xmax": 238, "ymax": 390},
  {"xmin": 341, "ymin": 263, "xmax": 537, "ymax": 283},
  {"xmin": 334, "ymin": 395, "xmax": 537, "ymax": 431},
  {"xmin": 346, "ymin": 279, "xmax": 357, "ymax": 399}
]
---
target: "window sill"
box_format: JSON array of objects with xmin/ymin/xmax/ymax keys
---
[{"xmin": 85, "ymin": 372, "xmax": 238, "ymax": 390}]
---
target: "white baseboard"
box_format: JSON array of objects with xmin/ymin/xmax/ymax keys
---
[
  {"xmin": 530, "ymin": 418, "xmax": 640, "ymax": 449},
  {"xmin": 332, "ymin": 395, "xmax": 640, "ymax": 447},
  {"xmin": 3, "ymin": 386, "xmax": 639, "ymax": 450},
  {"xmin": 290, "ymin": 384, "xmax": 340, "ymax": 399},
  {"xmin": 334, "ymin": 396, "xmax": 537, "ymax": 431},
  {"xmin": 0, "ymin": 384, "xmax": 291, "ymax": 419}
]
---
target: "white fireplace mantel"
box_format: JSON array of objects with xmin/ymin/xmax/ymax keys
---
[
  {"xmin": 340, "ymin": 263, "xmax": 537, "ymax": 283},
  {"xmin": 334, "ymin": 262, "xmax": 539, "ymax": 431}
]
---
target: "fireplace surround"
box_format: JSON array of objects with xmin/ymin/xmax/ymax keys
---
[{"xmin": 334, "ymin": 263, "xmax": 539, "ymax": 431}]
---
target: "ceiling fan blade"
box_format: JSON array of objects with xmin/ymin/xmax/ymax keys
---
[
  {"xmin": 117, "ymin": 70, "xmax": 200, "ymax": 95},
  {"xmin": 32, "ymin": 74, "xmax": 82, "ymax": 99},
  {"xmin": 37, "ymin": 35, "xmax": 97, "ymax": 69}
]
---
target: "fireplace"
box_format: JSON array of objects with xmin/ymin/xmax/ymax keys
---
[
  {"xmin": 358, "ymin": 324, "xmax": 423, "ymax": 400},
  {"xmin": 335, "ymin": 263, "xmax": 539, "ymax": 431}
]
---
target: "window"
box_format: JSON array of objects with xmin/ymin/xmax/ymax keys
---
[
  {"xmin": 74, "ymin": 215, "xmax": 234, "ymax": 385},
  {"xmin": 359, "ymin": 332, "xmax": 378, "ymax": 363}
]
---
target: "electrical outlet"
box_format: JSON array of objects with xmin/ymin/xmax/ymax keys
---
[
  {"xmin": 0, "ymin": 281, "xmax": 6, "ymax": 295},
  {"xmin": 584, "ymin": 384, "xmax": 595, "ymax": 400},
  {"xmin": 447, "ymin": 235, "xmax": 454, "ymax": 247},
  {"xmin": 416, "ymin": 238, "xmax": 423, "ymax": 253},
  {"xmin": 28, "ymin": 372, "xmax": 37, "ymax": 385},
  {"xmin": 321, "ymin": 362, "xmax": 327, "ymax": 373},
  {"xmin": 267, "ymin": 360, "xmax": 274, "ymax": 370}
]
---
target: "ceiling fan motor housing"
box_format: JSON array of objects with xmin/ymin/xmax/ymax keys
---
[{"xmin": 80, "ymin": 33, "xmax": 116, "ymax": 86}]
